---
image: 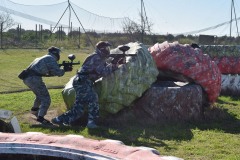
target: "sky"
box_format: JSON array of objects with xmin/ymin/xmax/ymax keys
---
[{"xmin": 2, "ymin": 0, "xmax": 240, "ymax": 37}]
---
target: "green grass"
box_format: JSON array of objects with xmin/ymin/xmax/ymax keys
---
[
  {"xmin": 0, "ymin": 48, "xmax": 91, "ymax": 93},
  {"xmin": 0, "ymin": 49, "xmax": 240, "ymax": 160}
]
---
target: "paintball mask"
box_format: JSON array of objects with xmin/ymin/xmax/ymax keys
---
[
  {"xmin": 48, "ymin": 46, "xmax": 61, "ymax": 61},
  {"xmin": 96, "ymin": 41, "xmax": 112, "ymax": 56}
]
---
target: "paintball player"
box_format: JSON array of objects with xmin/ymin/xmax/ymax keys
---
[
  {"xmin": 19, "ymin": 46, "xmax": 72, "ymax": 125},
  {"xmin": 52, "ymin": 41, "xmax": 120, "ymax": 128}
]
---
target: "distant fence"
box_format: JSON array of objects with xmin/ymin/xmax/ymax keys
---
[
  {"xmin": 198, "ymin": 35, "xmax": 215, "ymax": 45},
  {"xmin": 0, "ymin": 24, "xmax": 82, "ymax": 49}
]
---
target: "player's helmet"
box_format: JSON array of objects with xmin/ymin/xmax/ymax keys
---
[
  {"xmin": 48, "ymin": 46, "xmax": 61, "ymax": 61},
  {"xmin": 96, "ymin": 41, "xmax": 112, "ymax": 55}
]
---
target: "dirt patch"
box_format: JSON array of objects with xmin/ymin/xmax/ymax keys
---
[
  {"xmin": 20, "ymin": 110, "xmax": 60, "ymax": 125},
  {"xmin": 17, "ymin": 104, "xmax": 232, "ymax": 127}
]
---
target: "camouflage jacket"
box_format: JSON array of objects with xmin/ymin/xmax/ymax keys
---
[
  {"xmin": 78, "ymin": 50, "xmax": 117, "ymax": 81},
  {"xmin": 28, "ymin": 53, "xmax": 65, "ymax": 77}
]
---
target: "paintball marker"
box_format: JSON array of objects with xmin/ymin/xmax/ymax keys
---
[
  {"xmin": 108, "ymin": 45, "xmax": 135, "ymax": 64},
  {"xmin": 59, "ymin": 54, "xmax": 80, "ymax": 72}
]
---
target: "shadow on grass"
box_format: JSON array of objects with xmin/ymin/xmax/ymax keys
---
[
  {"xmin": 27, "ymin": 102, "xmax": 240, "ymax": 150},
  {"xmin": 91, "ymin": 104, "xmax": 240, "ymax": 148},
  {"xmin": 29, "ymin": 124, "xmax": 86, "ymax": 133}
]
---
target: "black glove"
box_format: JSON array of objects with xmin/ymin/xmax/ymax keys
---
[{"xmin": 64, "ymin": 65, "xmax": 73, "ymax": 72}]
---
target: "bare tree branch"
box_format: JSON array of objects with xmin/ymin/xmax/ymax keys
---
[
  {"xmin": 0, "ymin": 12, "xmax": 16, "ymax": 31},
  {"xmin": 122, "ymin": 12, "xmax": 153, "ymax": 35}
]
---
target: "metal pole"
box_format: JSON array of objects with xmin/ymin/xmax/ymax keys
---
[
  {"xmin": 69, "ymin": 3, "xmax": 95, "ymax": 49},
  {"xmin": 232, "ymin": 0, "xmax": 239, "ymax": 37},
  {"xmin": 68, "ymin": 0, "xmax": 71, "ymax": 35}
]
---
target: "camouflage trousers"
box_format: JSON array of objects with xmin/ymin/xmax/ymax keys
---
[
  {"xmin": 58, "ymin": 77, "xmax": 99, "ymax": 124},
  {"xmin": 23, "ymin": 76, "xmax": 51, "ymax": 117}
]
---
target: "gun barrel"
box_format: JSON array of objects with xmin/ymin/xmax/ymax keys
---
[
  {"xmin": 71, "ymin": 61, "xmax": 80, "ymax": 65},
  {"xmin": 59, "ymin": 61, "xmax": 80, "ymax": 67},
  {"xmin": 108, "ymin": 53, "xmax": 137, "ymax": 64}
]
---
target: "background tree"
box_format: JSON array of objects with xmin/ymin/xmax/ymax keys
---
[
  {"xmin": 0, "ymin": 12, "xmax": 16, "ymax": 48},
  {"xmin": 122, "ymin": 20, "xmax": 141, "ymax": 42},
  {"xmin": 0, "ymin": 12, "xmax": 16, "ymax": 31},
  {"xmin": 122, "ymin": 11, "xmax": 153, "ymax": 43}
]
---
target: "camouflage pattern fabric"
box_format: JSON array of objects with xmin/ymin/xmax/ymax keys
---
[
  {"xmin": 133, "ymin": 82, "xmax": 204, "ymax": 121},
  {"xmin": 149, "ymin": 41, "xmax": 221, "ymax": 103},
  {"xmin": 57, "ymin": 49, "xmax": 117, "ymax": 123},
  {"xmin": 24, "ymin": 77, "xmax": 51, "ymax": 117},
  {"xmin": 27, "ymin": 53, "xmax": 65, "ymax": 76},
  {"xmin": 212, "ymin": 56, "xmax": 240, "ymax": 74},
  {"xmin": 57, "ymin": 77, "xmax": 99, "ymax": 123},
  {"xmin": 200, "ymin": 45, "xmax": 240, "ymax": 74},
  {"xmin": 62, "ymin": 42, "xmax": 159, "ymax": 116},
  {"xmin": 200, "ymin": 45, "xmax": 240, "ymax": 58},
  {"xmin": 78, "ymin": 50, "xmax": 117, "ymax": 81},
  {"xmin": 23, "ymin": 53, "xmax": 64, "ymax": 117},
  {"xmin": 221, "ymin": 74, "xmax": 240, "ymax": 96},
  {"xmin": 201, "ymin": 45, "xmax": 240, "ymax": 94}
]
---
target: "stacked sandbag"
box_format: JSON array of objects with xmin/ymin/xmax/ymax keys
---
[
  {"xmin": 149, "ymin": 41, "xmax": 221, "ymax": 103},
  {"xmin": 201, "ymin": 45, "xmax": 240, "ymax": 96},
  {"xmin": 62, "ymin": 42, "xmax": 159, "ymax": 115}
]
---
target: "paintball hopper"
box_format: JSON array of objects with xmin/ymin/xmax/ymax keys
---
[
  {"xmin": 68, "ymin": 54, "xmax": 76, "ymax": 61},
  {"xmin": 118, "ymin": 45, "xmax": 130, "ymax": 53},
  {"xmin": 59, "ymin": 54, "xmax": 80, "ymax": 71},
  {"xmin": 108, "ymin": 45, "xmax": 132, "ymax": 64}
]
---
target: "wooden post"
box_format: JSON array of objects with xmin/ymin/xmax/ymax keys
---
[
  {"xmin": 60, "ymin": 26, "xmax": 63, "ymax": 41},
  {"xmin": 39, "ymin": 24, "xmax": 40, "ymax": 42},
  {"xmin": 35, "ymin": 24, "xmax": 38, "ymax": 47},
  {"xmin": 40, "ymin": 25, "xmax": 43, "ymax": 42},
  {"xmin": 78, "ymin": 27, "xmax": 81, "ymax": 49},
  {"xmin": 58, "ymin": 26, "xmax": 60, "ymax": 41},
  {"xmin": 61, "ymin": 26, "xmax": 63, "ymax": 41},
  {"xmin": 0, "ymin": 22, "xmax": 3, "ymax": 49},
  {"xmin": 17, "ymin": 25, "xmax": 19, "ymax": 41},
  {"xmin": 19, "ymin": 25, "xmax": 21, "ymax": 41}
]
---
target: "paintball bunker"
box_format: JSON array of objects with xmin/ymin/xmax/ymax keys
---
[
  {"xmin": 221, "ymin": 74, "xmax": 240, "ymax": 96},
  {"xmin": 0, "ymin": 132, "xmax": 183, "ymax": 160},
  {"xmin": 131, "ymin": 81, "xmax": 204, "ymax": 121},
  {"xmin": 200, "ymin": 45, "xmax": 240, "ymax": 96},
  {"xmin": 0, "ymin": 109, "xmax": 21, "ymax": 133},
  {"xmin": 62, "ymin": 42, "xmax": 159, "ymax": 116},
  {"xmin": 62, "ymin": 41, "xmax": 223, "ymax": 122},
  {"xmin": 200, "ymin": 44, "xmax": 240, "ymax": 74},
  {"xmin": 149, "ymin": 41, "xmax": 221, "ymax": 103}
]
